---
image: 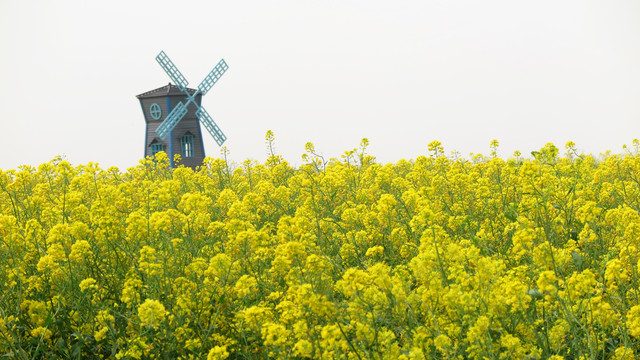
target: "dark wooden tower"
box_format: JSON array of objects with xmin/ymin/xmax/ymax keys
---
[{"xmin": 137, "ymin": 84, "xmax": 207, "ymax": 168}]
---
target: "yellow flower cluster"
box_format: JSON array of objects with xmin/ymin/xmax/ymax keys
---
[
  {"xmin": 137, "ymin": 299, "xmax": 167, "ymax": 329},
  {"xmin": 1, "ymin": 139, "xmax": 640, "ymax": 358}
]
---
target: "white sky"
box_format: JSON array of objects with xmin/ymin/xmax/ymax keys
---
[{"xmin": 1, "ymin": 0, "xmax": 639, "ymax": 170}]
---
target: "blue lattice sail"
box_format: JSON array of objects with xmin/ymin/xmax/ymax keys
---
[
  {"xmin": 155, "ymin": 51, "xmax": 189, "ymax": 92},
  {"xmin": 197, "ymin": 107, "xmax": 227, "ymax": 146},
  {"xmin": 198, "ymin": 59, "xmax": 229, "ymax": 95}
]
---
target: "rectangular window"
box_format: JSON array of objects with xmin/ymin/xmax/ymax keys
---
[
  {"xmin": 181, "ymin": 135, "xmax": 194, "ymax": 158},
  {"xmin": 151, "ymin": 143, "xmax": 164, "ymax": 156}
]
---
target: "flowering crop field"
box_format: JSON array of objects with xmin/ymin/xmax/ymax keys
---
[{"xmin": 1, "ymin": 139, "xmax": 640, "ymax": 359}]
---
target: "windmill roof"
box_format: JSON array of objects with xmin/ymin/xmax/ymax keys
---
[{"xmin": 136, "ymin": 83, "xmax": 197, "ymax": 99}]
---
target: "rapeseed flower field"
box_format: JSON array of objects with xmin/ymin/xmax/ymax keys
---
[{"xmin": 1, "ymin": 137, "xmax": 640, "ymax": 359}]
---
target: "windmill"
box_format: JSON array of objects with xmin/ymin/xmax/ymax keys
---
[{"xmin": 137, "ymin": 51, "xmax": 229, "ymax": 168}]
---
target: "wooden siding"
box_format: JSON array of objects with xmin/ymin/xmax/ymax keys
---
[{"xmin": 139, "ymin": 90, "xmax": 206, "ymax": 169}]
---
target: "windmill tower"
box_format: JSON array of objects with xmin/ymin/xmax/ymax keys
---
[{"xmin": 137, "ymin": 51, "xmax": 229, "ymax": 168}]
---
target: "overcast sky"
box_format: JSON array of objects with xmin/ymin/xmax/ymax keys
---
[{"xmin": 1, "ymin": 0, "xmax": 639, "ymax": 170}]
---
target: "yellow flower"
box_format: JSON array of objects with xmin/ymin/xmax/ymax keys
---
[
  {"xmin": 115, "ymin": 337, "xmax": 149, "ymax": 360},
  {"xmin": 537, "ymin": 270, "xmax": 559, "ymax": 294},
  {"xmin": 137, "ymin": 299, "xmax": 167, "ymax": 329},
  {"xmin": 79, "ymin": 277, "xmax": 98, "ymax": 292},
  {"xmin": 69, "ymin": 239, "xmax": 92, "ymax": 262},
  {"xmin": 365, "ymin": 245, "xmax": 384, "ymax": 258},
  {"xmin": 185, "ymin": 338, "xmax": 202, "ymax": 351},
  {"xmin": 613, "ymin": 347, "xmax": 635, "ymax": 360},
  {"xmin": 207, "ymin": 345, "xmax": 229, "ymax": 360},
  {"xmin": 138, "ymin": 246, "xmax": 162, "ymax": 276},
  {"xmin": 293, "ymin": 339, "xmax": 313, "ymax": 357},
  {"xmin": 510, "ymin": 229, "xmax": 535, "ymax": 260},
  {"xmin": 548, "ymin": 319, "xmax": 570, "ymax": 351},
  {"xmin": 234, "ymin": 275, "xmax": 257, "ymax": 298},
  {"xmin": 121, "ymin": 277, "xmax": 143, "ymax": 306},
  {"xmin": 30, "ymin": 326, "xmax": 52, "ymax": 341},
  {"xmin": 261, "ymin": 321, "xmax": 291, "ymax": 346},
  {"xmin": 3, "ymin": 139, "xmax": 640, "ymax": 358},
  {"xmin": 605, "ymin": 259, "xmax": 629, "ymax": 290},
  {"xmin": 434, "ymin": 334, "xmax": 452, "ymax": 353},
  {"xmin": 36, "ymin": 255, "xmax": 57, "ymax": 273},
  {"xmin": 28, "ymin": 301, "xmax": 48, "ymax": 327},
  {"xmin": 94, "ymin": 309, "xmax": 114, "ymax": 341},
  {"xmin": 499, "ymin": 334, "xmax": 527, "ymax": 359},
  {"xmin": 94, "ymin": 326, "xmax": 108, "ymax": 342},
  {"xmin": 46, "ymin": 243, "xmax": 66, "ymax": 262},
  {"xmin": 626, "ymin": 305, "xmax": 640, "ymax": 337}
]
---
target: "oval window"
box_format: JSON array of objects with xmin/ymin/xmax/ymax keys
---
[{"xmin": 150, "ymin": 103, "xmax": 162, "ymax": 120}]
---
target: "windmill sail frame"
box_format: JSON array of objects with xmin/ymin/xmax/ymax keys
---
[{"xmin": 154, "ymin": 51, "xmax": 229, "ymax": 145}]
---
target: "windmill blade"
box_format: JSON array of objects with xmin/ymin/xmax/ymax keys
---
[
  {"xmin": 156, "ymin": 51, "xmax": 189, "ymax": 92},
  {"xmin": 198, "ymin": 59, "xmax": 229, "ymax": 95},
  {"xmin": 156, "ymin": 102, "xmax": 188, "ymax": 140},
  {"xmin": 196, "ymin": 107, "xmax": 227, "ymax": 146}
]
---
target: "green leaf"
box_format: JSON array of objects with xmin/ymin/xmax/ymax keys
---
[
  {"xmin": 526, "ymin": 289, "xmax": 543, "ymax": 300},
  {"xmin": 571, "ymin": 250, "xmax": 583, "ymax": 267}
]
